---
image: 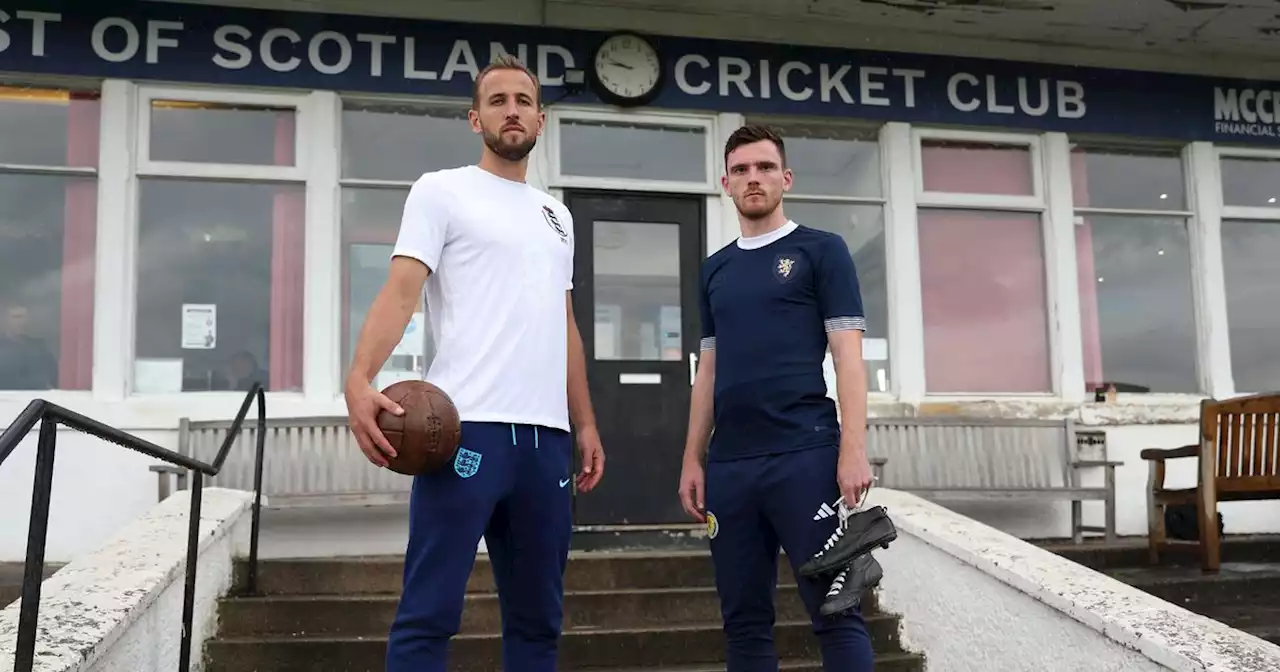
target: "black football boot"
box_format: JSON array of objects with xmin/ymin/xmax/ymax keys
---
[
  {"xmin": 818, "ymin": 552, "xmax": 883, "ymax": 617},
  {"xmin": 798, "ymin": 505, "xmax": 897, "ymax": 579}
]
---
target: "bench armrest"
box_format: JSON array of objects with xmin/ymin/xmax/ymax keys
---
[
  {"xmin": 149, "ymin": 464, "xmax": 187, "ymax": 475},
  {"xmin": 1139, "ymin": 444, "xmax": 1198, "ymax": 461}
]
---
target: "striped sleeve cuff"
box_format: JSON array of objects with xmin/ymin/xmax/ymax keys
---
[
  {"xmin": 824, "ymin": 316, "xmax": 867, "ymax": 332},
  {"xmin": 700, "ymin": 336, "xmax": 716, "ymax": 351}
]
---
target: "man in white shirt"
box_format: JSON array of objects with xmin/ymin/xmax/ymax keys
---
[{"xmin": 343, "ymin": 55, "xmax": 606, "ymax": 672}]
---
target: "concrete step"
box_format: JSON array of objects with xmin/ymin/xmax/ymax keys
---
[
  {"xmin": 237, "ymin": 551, "xmax": 850, "ymax": 601},
  {"xmin": 219, "ymin": 585, "xmax": 834, "ymax": 637},
  {"xmin": 1104, "ymin": 564, "xmax": 1280, "ymax": 609},
  {"xmin": 571, "ymin": 655, "xmax": 926, "ymax": 672},
  {"xmin": 204, "ymin": 619, "xmax": 909, "ymax": 671},
  {"xmin": 1040, "ymin": 535, "xmax": 1280, "ymax": 571}
]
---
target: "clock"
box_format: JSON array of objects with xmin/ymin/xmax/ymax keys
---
[{"xmin": 589, "ymin": 32, "xmax": 664, "ymax": 107}]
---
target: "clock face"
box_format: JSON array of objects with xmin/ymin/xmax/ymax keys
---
[{"xmin": 593, "ymin": 34, "xmax": 662, "ymax": 102}]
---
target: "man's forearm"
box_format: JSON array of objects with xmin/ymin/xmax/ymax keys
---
[
  {"xmin": 347, "ymin": 289, "xmax": 415, "ymax": 387},
  {"xmin": 834, "ymin": 353, "xmax": 869, "ymax": 455},
  {"xmin": 682, "ymin": 356, "xmax": 715, "ymax": 465},
  {"xmin": 567, "ymin": 318, "xmax": 598, "ymax": 432}
]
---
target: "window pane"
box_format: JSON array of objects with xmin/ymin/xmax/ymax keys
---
[
  {"xmin": 919, "ymin": 209, "xmax": 1050, "ymax": 393},
  {"xmin": 560, "ymin": 120, "xmax": 706, "ymax": 182},
  {"xmin": 1070, "ymin": 147, "xmax": 1186, "ymax": 210},
  {"xmin": 0, "ymin": 85, "xmax": 100, "ymax": 167},
  {"xmin": 150, "ymin": 100, "xmax": 296, "ymax": 166},
  {"xmin": 921, "ymin": 139, "xmax": 1034, "ymax": 196},
  {"xmin": 0, "ymin": 174, "xmax": 97, "ymax": 391},
  {"xmin": 593, "ymin": 220, "xmax": 682, "ymax": 361},
  {"xmin": 1220, "ymin": 157, "xmax": 1280, "ymax": 209},
  {"xmin": 784, "ymin": 202, "xmax": 889, "ymax": 393},
  {"xmin": 342, "ymin": 101, "xmax": 474, "ymax": 181},
  {"xmin": 1222, "ymin": 220, "xmax": 1280, "ymax": 393},
  {"xmin": 770, "ymin": 124, "xmax": 881, "ymax": 198},
  {"xmin": 135, "ymin": 179, "xmax": 305, "ymax": 393},
  {"xmin": 341, "ymin": 187, "xmax": 435, "ymax": 386},
  {"xmin": 1076, "ymin": 215, "xmax": 1197, "ymax": 394}
]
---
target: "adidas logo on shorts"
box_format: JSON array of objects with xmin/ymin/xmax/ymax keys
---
[{"xmin": 812, "ymin": 501, "xmax": 838, "ymax": 521}]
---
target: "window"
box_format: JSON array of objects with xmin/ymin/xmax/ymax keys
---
[
  {"xmin": 552, "ymin": 111, "xmax": 715, "ymax": 190},
  {"xmin": 339, "ymin": 100, "xmax": 474, "ymax": 387},
  {"xmin": 915, "ymin": 133, "xmax": 1051, "ymax": 394},
  {"xmin": 1070, "ymin": 145, "xmax": 1198, "ymax": 394},
  {"xmin": 1219, "ymin": 152, "xmax": 1280, "ymax": 393},
  {"xmin": 133, "ymin": 91, "xmax": 307, "ymax": 394},
  {"xmin": 0, "ymin": 84, "xmax": 99, "ymax": 392},
  {"xmin": 755, "ymin": 121, "xmax": 889, "ymax": 393}
]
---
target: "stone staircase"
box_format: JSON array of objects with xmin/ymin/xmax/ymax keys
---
[
  {"xmin": 202, "ymin": 551, "xmax": 926, "ymax": 671},
  {"xmin": 1044, "ymin": 534, "xmax": 1280, "ymax": 646}
]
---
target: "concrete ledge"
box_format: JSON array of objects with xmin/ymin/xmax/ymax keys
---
[
  {"xmin": 0, "ymin": 488, "xmax": 254, "ymax": 672},
  {"xmin": 869, "ymin": 488, "xmax": 1280, "ymax": 672}
]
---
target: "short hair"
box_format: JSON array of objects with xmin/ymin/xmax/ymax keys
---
[
  {"xmin": 471, "ymin": 54, "xmax": 541, "ymax": 109},
  {"xmin": 724, "ymin": 124, "xmax": 787, "ymax": 168}
]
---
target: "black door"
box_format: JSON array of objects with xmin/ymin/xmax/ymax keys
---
[{"xmin": 566, "ymin": 191, "xmax": 705, "ymax": 526}]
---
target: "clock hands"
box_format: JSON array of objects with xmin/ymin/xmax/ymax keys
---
[{"xmin": 608, "ymin": 60, "xmax": 634, "ymax": 70}]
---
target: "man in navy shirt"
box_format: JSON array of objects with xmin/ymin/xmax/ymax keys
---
[{"xmin": 678, "ymin": 125, "xmax": 877, "ymax": 671}]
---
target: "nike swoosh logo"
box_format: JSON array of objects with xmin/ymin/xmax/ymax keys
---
[{"xmin": 559, "ymin": 478, "xmax": 571, "ymax": 488}]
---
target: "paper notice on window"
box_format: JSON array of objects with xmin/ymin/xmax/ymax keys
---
[
  {"xmin": 392, "ymin": 312, "xmax": 425, "ymax": 357},
  {"xmin": 181, "ymin": 304, "xmax": 217, "ymax": 350}
]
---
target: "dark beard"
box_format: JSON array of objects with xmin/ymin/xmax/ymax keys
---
[{"xmin": 483, "ymin": 130, "xmax": 537, "ymax": 162}]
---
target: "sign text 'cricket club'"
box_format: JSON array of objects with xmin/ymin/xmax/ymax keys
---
[{"xmin": 1, "ymin": 4, "xmax": 1277, "ymax": 144}]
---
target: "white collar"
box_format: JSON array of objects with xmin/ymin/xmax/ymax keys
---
[{"xmin": 737, "ymin": 220, "xmax": 798, "ymax": 250}]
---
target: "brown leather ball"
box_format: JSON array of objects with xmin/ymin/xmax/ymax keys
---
[{"xmin": 376, "ymin": 380, "xmax": 462, "ymax": 476}]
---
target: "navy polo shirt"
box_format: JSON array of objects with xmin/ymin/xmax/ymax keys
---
[{"xmin": 699, "ymin": 221, "xmax": 866, "ymax": 462}]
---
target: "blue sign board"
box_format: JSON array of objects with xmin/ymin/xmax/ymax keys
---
[{"xmin": 1, "ymin": 1, "xmax": 1278, "ymax": 144}]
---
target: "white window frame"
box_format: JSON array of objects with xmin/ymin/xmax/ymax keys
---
[
  {"xmin": 0, "ymin": 79, "xmax": 101, "ymax": 404},
  {"xmin": 744, "ymin": 116, "xmax": 894, "ymax": 399},
  {"xmin": 908, "ymin": 127, "xmax": 1058, "ymax": 398},
  {"xmin": 547, "ymin": 106, "xmax": 720, "ymax": 194},
  {"xmin": 331, "ymin": 94, "xmax": 476, "ymax": 394},
  {"xmin": 1208, "ymin": 145, "xmax": 1280, "ymax": 396},
  {"xmin": 1065, "ymin": 140, "xmax": 1204, "ymax": 399},
  {"xmin": 135, "ymin": 87, "xmax": 310, "ymax": 182},
  {"xmin": 123, "ymin": 84, "xmax": 319, "ymax": 403},
  {"xmin": 913, "ymin": 128, "xmax": 1046, "ymax": 211}
]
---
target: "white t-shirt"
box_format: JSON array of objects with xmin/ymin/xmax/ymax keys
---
[{"xmin": 391, "ymin": 165, "xmax": 574, "ymax": 432}]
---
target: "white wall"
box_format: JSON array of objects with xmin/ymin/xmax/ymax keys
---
[
  {"xmin": 871, "ymin": 489, "xmax": 1280, "ymax": 672},
  {"xmin": 0, "ymin": 488, "xmax": 252, "ymax": 672}
]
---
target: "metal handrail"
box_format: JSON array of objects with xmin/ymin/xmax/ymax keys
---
[{"xmin": 0, "ymin": 383, "xmax": 268, "ymax": 672}]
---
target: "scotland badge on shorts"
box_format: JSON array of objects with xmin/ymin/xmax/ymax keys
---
[
  {"xmin": 454, "ymin": 447, "xmax": 482, "ymax": 478},
  {"xmin": 706, "ymin": 511, "xmax": 719, "ymax": 540},
  {"xmin": 773, "ymin": 253, "xmax": 799, "ymax": 284}
]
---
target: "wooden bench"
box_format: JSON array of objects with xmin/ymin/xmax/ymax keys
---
[
  {"xmin": 867, "ymin": 417, "xmax": 1121, "ymax": 542},
  {"xmin": 151, "ymin": 415, "xmax": 413, "ymax": 507},
  {"xmin": 1141, "ymin": 392, "xmax": 1280, "ymax": 572}
]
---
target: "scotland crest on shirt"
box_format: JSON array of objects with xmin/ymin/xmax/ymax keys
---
[
  {"xmin": 773, "ymin": 253, "xmax": 799, "ymax": 283},
  {"xmin": 542, "ymin": 205, "xmax": 569, "ymax": 244},
  {"xmin": 454, "ymin": 447, "xmax": 482, "ymax": 478}
]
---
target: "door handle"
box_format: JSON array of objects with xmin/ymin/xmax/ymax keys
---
[{"xmin": 688, "ymin": 351, "xmax": 698, "ymax": 386}]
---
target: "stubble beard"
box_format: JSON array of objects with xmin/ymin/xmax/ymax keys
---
[
  {"xmin": 736, "ymin": 193, "xmax": 781, "ymax": 221},
  {"xmin": 483, "ymin": 128, "xmax": 537, "ymax": 162}
]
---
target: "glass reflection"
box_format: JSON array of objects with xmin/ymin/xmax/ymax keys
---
[
  {"xmin": 593, "ymin": 220, "xmax": 682, "ymax": 361},
  {"xmin": 1077, "ymin": 215, "xmax": 1197, "ymax": 394},
  {"xmin": 560, "ymin": 120, "xmax": 706, "ymax": 182},
  {"xmin": 1222, "ymin": 219, "xmax": 1280, "ymax": 393},
  {"xmin": 135, "ymin": 179, "xmax": 305, "ymax": 393},
  {"xmin": 342, "ymin": 102, "xmax": 475, "ymax": 181},
  {"xmin": 150, "ymin": 100, "xmax": 295, "ymax": 166},
  {"xmin": 784, "ymin": 201, "xmax": 890, "ymax": 393}
]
